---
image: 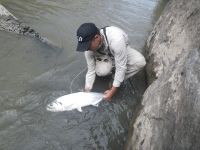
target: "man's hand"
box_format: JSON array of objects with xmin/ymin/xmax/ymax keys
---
[{"xmin": 103, "ymin": 86, "xmax": 117, "ymax": 101}]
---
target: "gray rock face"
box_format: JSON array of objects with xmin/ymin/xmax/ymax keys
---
[
  {"xmin": 0, "ymin": 4, "xmax": 61, "ymax": 50},
  {"xmin": 126, "ymin": 0, "xmax": 200, "ymax": 150},
  {"xmin": 146, "ymin": 0, "xmax": 200, "ymax": 84}
]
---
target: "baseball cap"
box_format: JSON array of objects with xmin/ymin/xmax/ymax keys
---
[{"xmin": 76, "ymin": 23, "xmax": 99, "ymax": 52}]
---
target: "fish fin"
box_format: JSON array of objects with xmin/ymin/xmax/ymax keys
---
[
  {"xmin": 77, "ymin": 107, "xmax": 82, "ymax": 112},
  {"xmin": 93, "ymin": 103, "xmax": 99, "ymax": 107},
  {"xmin": 93, "ymin": 100, "xmax": 102, "ymax": 107}
]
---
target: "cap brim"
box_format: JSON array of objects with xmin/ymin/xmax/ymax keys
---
[{"xmin": 76, "ymin": 41, "xmax": 90, "ymax": 52}]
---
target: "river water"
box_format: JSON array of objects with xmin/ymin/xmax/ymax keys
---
[{"xmin": 0, "ymin": 0, "xmax": 163, "ymax": 149}]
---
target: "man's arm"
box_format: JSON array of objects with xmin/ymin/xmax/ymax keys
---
[
  {"xmin": 84, "ymin": 51, "xmax": 96, "ymax": 91},
  {"xmin": 104, "ymin": 37, "xmax": 127, "ymax": 100},
  {"xmin": 112, "ymin": 36, "xmax": 127, "ymax": 86}
]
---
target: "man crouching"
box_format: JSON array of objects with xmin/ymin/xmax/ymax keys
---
[{"xmin": 76, "ymin": 23, "xmax": 146, "ymax": 101}]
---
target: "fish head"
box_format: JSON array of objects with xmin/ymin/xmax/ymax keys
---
[{"xmin": 46, "ymin": 101, "xmax": 64, "ymax": 112}]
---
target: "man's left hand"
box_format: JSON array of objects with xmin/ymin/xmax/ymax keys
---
[{"xmin": 103, "ymin": 86, "xmax": 117, "ymax": 101}]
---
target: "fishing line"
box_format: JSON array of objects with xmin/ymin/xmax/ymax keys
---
[{"xmin": 70, "ymin": 67, "xmax": 87, "ymax": 93}]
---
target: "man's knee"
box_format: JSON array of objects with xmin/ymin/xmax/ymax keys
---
[
  {"xmin": 139, "ymin": 56, "xmax": 146, "ymax": 68},
  {"xmin": 125, "ymin": 57, "xmax": 146, "ymax": 80}
]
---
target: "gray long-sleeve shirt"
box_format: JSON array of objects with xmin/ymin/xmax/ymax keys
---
[{"xmin": 84, "ymin": 26, "xmax": 129, "ymax": 90}]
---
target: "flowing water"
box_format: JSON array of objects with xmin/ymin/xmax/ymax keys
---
[{"xmin": 0, "ymin": 0, "xmax": 163, "ymax": 149}]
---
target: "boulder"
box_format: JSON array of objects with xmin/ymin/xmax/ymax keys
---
[{"xmin": 126, "ymin": 0, "xmax": 200, "ymax": 149}]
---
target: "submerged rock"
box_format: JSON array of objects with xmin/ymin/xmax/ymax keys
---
[
  {"xmin": 0, "ymin": 4, "xmax": 61, "ymax": 50},
  {"xmin": 126, "ymin": 0, "xmax": 200, "ymax": 149}
]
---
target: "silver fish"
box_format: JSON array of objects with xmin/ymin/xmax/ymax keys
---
[{"xmin": 46, "ymin": 92, "xmax": 104, "ymax": 112}]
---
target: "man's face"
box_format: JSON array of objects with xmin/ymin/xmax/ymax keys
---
[{"xmin": 88, "ymin": 34, "xmax": 101, "ymax": 51}]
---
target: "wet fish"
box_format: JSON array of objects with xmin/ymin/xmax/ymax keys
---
[{"xmin": 46, "ymin": 92, "xmax": 104, "ymax": 112}]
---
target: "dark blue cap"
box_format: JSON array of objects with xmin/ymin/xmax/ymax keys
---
[{"xmin": 76, "ymin": 23, "xmax": 99, "ymax": 52}]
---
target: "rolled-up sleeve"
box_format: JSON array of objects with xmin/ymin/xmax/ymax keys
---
[
  {"xmin": 111, "ymin": 38, "xmax": 127, "ymax": 87},
  {"xmin": 84, "ymin": 51, "xmax": 96, "ymax": 90}
]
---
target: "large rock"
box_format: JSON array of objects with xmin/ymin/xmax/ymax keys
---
[
  {"xmin": 126, "ymin": 0, "xmax": 200, "ymax": 149},
  {"xmin": 146, "ymin": 0, "xmax": 200, "ymax": 84}
]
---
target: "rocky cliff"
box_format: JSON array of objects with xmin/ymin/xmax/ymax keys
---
[{"xmin": 126, "ymin": 0, "xmax": 200, "ymax": 150}]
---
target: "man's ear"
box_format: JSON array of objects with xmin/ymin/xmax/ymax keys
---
[{"xmin": 94, "ymin": 34, "xmax": 100, "ymax": 39}]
